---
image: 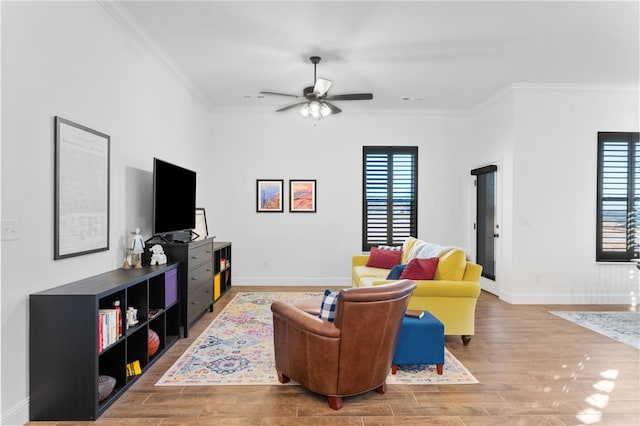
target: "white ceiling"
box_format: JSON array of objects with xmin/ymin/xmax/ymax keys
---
[{"xmin": 116, "ymin": 1, "xmax": 639, "ymax": 113}]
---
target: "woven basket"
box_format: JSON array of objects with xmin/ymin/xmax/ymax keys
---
[{"xmin": 97, "ymin": 375, "xmax": 116, "ymax": 401}]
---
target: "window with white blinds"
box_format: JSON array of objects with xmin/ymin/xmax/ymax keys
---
[
  {"xmin": 362, "ymin": 146, "xmax": 418, "ymax": 251},
  {"xmin": 596, "ymin": 132, "xmax": 640, "ymax": 261}
]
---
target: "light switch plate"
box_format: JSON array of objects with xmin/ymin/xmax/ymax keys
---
[{"xmin": 2, "ymin": 219, "xmax": 18, "ymax": 241}]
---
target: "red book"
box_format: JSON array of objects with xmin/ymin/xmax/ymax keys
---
[{"xmin": 98, "ymin": 314, "xmax": 103, "ymax": 352}]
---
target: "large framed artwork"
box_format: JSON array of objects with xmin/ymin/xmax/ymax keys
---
[
  {"xmin": 256, "ymin": 179, "xmax": 284, "ymax": 212},
  {"xmin": 54, "ymin": 116, "xmax": 110, "ymax": 259},
  {"xmin": 289, "ymin": 179, "xmax": 316, "ymax": 213}
]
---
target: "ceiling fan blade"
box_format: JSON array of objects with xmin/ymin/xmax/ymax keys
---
[
  {"xmin": 276, "ymin": 102, "xmax": 307, "ymax": 112},
  {"xmin": 260, "ymin": 91, "xmax": 301, "ymax": 98},
  {"xmin": 326, "ymin": 93, "xmax": 374, "ymax": 101},
  {"xmin": 323, "ymin": 101, "xmax": 342, "ymax": 114},
  {"xmin": 313, "ymin": 78, "xmax": 332, "ymax": 97}
]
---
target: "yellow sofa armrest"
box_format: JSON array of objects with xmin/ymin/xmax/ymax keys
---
[
  {"xmin": 352, "ymin": 255, "xmax": 369, "ymax": 268},
  {"xmin": 463, "ymin": 262, "xmax": 483, "ymax": 282}
]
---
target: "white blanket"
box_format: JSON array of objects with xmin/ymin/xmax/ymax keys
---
[{"xmin": 413, "ymin": 242, "xmax": 469, "ymax": 260}]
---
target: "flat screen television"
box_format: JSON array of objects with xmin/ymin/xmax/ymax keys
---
[{"xmin": 152, "ymin": 158, "xmax": 196, "ymax": 241}]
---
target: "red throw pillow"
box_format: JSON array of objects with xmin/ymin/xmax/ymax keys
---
[
  {"xmin": 365, "ymin": 247, "xmax": 403, "ymax": 269},
  {"xmin": 400, "ymin": 257, "xmax": 439, "ymax": 280}
]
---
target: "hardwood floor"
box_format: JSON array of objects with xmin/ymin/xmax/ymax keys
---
[{"xmin": 27, "ymin": 286, "xmax": 639, "ymax": 425}]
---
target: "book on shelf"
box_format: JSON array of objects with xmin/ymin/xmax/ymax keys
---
[
  {"xmin": 126, "ymin": 360, "xmax": 141, "ymax": 377},
  {"xmin": 98, "ymin": 318, "xmax": 103, "ymax": 352},
  {"xmin": 98, "ymin": 308, "xmax": 121, "ymax": 352},
  {"xmin": 405, "ymin": 309, "xmax": 424, "ymax": 319}
]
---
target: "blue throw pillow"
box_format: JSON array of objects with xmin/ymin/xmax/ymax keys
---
[
  {"xmin": 319, "ymin": 289, "xmax": 339, "ymax": 322},
  {"xmin": 386, "ymin": 264, "xmax": 407, "ymax": 280}
]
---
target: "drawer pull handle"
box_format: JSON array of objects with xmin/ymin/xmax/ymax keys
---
[
  {"xmin": 191, "ymin": 256, "xmax": 198, "ymax": 260},
  {"xmin": 192, "ymin": 277, "xmax": 198, "ymax": 281},
  {"xmin": 192, "ymin": 301, "xmax": 198, "ymax": 305}
]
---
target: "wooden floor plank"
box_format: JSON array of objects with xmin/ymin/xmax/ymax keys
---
[{"xmin": 25, "ymin": 286, "xmax": 639, "ymax": 426}]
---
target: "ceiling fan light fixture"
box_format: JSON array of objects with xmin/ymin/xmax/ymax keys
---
[
  {"xmin": 264, "ymin": 55, "xmax": 372, "ymax": 119},
  {"xmin": 309, "ymin": 100, "xmax": 321, "ymax": 114},
  {"xmin": 309, "ymin": 100, "xmax": 322, "ymax": 119},
  {"xmin": 320, "ymin": 102, "xmax": 332, "ymax": 117},
  {"xmin": 299, "ymin": 100, "xmax": 332, "ymax": 120}
]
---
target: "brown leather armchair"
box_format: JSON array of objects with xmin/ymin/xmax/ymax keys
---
[{"xmin": 270, "ymin": 280, "xmax": 416, "ymax": 410}]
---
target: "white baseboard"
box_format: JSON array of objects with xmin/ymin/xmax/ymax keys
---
[
  {"xmin": 232, "ymin": 277, "xmax": 350, "ymax": 286},
  {"xmin": 234, "ymin": 279, "xmax": 635, "ymax": 305},
  {"xmin": 500, "ymin": 290, "xmax": 635, "ymax": 305},
  {"xmin": 2, "ymin": 397, "xmax": 29, "ymax": 426}
]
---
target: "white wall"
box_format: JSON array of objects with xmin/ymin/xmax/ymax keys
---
[
  {"xmin": 1, "ymin": 2, "xmax": 213, "ymax": 423},
  {"xmin": 470, "ymin": 85, "xmax": 639, "ymax": 304},
  {"xmin": 470, "ymin": 89, "xmax": 516, "ymax": 297},
  {"xmin": 508, "ymin": 85, "xmax": 640, "ymax": 303},
  {"xmin": 1, "ymin": 2, "xmax": 638, "ymax": 425},
  {"xmin": 208, "ymin": 111, "xmax": 473, "ymax": 285}
]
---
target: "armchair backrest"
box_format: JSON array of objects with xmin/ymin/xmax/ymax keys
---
[{"xmin": 333, "ymin": 279, "xmax": 416, "ymax": 395}]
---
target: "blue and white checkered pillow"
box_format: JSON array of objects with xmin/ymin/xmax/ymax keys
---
[
  {"xmin": 319, "ymin": 289, "xmax": 339, "ymax": 322},
  {"xmin": 378, "ymin": 245, "xmax": 402, "ymax": 251}
]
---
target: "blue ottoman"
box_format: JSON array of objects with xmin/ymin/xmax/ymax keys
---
[{"xmin": 392, "ymin": 311, "xmax": 445, "ymax": 375}]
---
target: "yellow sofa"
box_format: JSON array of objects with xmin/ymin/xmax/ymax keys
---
[{"xmin": 352, "ymin": 238, "xmax": 482, "ymax": 345}]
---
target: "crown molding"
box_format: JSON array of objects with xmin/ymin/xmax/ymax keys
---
[
  {"xmin": 471, "ymin": 84, "xmax": 516, "ymax": 113},
  {"xmin": 472, "ymin": 82, "xmax": 639, "ymax": 113},
  {"xmin": 209, "ymin": 106, "xmax": 472, "ymax": 117},
  {"xmin": 99, "ymin": 0, "xmax": 212, "ymax": 109},
  {"xmin": 509, "ymin": 82, "xmax": 639, "ymax": 93}
]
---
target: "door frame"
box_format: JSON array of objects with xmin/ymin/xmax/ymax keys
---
[{"xmin": 470, "ymin": 160, "xmax": 502, "ymax": 296}]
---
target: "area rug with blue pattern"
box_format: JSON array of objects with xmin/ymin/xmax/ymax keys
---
[
  {"xmin": 550, "ymin": 311, "xmax": 640, "ymax": 349},
  {"xmin": 156, "ymin": 291, "xmax": 478, "ymax": 386}
]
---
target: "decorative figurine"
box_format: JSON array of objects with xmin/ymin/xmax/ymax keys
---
[
  {"xmin": 124, "ymin": 227, "xmax": 146, "ymax": 270},
  {"xmin": 149, "ymin": 244, "xmax": 167, "ymax": 265},
  {"xmin": 126, "ymin": 307, "xmax": 138, "ymax": 329},
  {"xmin": 131, "ymin": 228, "xmax": 145, "ymax": 268}
]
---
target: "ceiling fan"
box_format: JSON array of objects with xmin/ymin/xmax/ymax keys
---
[{"xmin": 260, "ymin": 56, "xmax": 373, "ymax": 119}]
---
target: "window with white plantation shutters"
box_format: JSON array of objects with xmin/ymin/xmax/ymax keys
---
[
  {"xmin": 596, "ymin": 132, "xmax": 640, "ymax": 261},
  {"xmin": 362, "ymin": 146, "xmax": 418, "ymax": 251}
]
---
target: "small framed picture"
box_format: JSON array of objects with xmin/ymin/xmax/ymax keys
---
[
  {"xmin": 290, "ymin": 180, "xmax": 316, "ymax": 213},
  {"xmin": 256, "ymin": 179, "xmax": 284, "ymax": 212},
  {"xmin": 194, "ymin": 208, "xmax": 208, "ymax": 240}
]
